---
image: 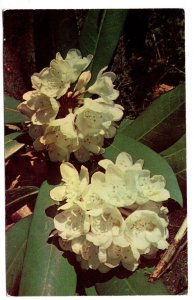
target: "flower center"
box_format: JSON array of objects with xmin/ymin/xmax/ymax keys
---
[{"xmin": 57, "ymin": 91, "xmax": 84, "ymax": 118}]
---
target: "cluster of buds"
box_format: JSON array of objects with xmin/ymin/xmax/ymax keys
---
[
  {"xmin": 50, "ymin": 152, "xmax": 170, "ymax": 273},
  {"xmin": 18, "ymin": 49, "xmax": 123, "ymax": 162}
]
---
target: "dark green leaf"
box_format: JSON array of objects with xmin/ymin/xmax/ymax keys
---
[
  {"xmin": 95, "ymin": 268, "xmax": 170, "ymax": 295},
  {"xmin": 5, "ymin": 132, "xmax": 23, "ymax": 143},
  {"xmin": 19, "ymin": 181, "xmax": 77, "ymax": 296},
  {"xmin": 161, "ymin": 134, "xmax": 186, "ymax": 198},
  {"xmin": 79, "ymin": 9, "xmax": 128, "ymax": 83},
  {"xmin": 85, "ymin": 286, "xmax": 98, "ymax": 296},
  {"xmin": 6, "ymin": 216, "xmax": 32, "ymax": 296},
  {"xmin": 6, "ymin": 186, "xmax": 39, "ymax": 209},
  {"xmin": 4, "ymin": 95, "xmax": 28, "ymax": 124},
  {"xmin": 5, "ymin": 139, "xmax": 25, "ymax": 159},
  {"xmin": 104, "ymin": 133, "xmax": 183, "ymax": 205},
  {"xmin": 119, "ymin": 84, "xmax": 185, "ymax": 152}
]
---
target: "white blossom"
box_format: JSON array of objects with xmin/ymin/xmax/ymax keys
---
[
  {"xmin": 71, "ymin": 236, "xmax": 101, "ymax": 270},
  {"xmin": 50, "ymin": 161, "xmax": 89, "ymax": 202},
  {"xmin": 17, "ymin": 90, "xmax": 59, "ymax": 125},
  {"xmin": 124, "ymin": 210, "xmax": 169, "ymax": 254},
  {"xmin": 33, "ymin": 113, "xmax": 79, "ymax": 161},
  {"xmin": 95, "ymin": 164, "xmax": 138, "ymax": 207},
  {"xmin": 50, "ymin": 152, "xmax": 170, "ymax": 273},
  {"xmin": 86, "ymin": 205, "xmax": 124, "ymax": 249},
  {"xmin": 88, "ymin": 67, "xmax": 119, "ymax": 103},
  {"xmin": 98, "ymin": 152, "xmax": 170, "ymax": 206},
  {"xmin": 74, "ymin": 134, "xmax": 105, "ymax": 163},
  {"xmin": 106, "ymin": 243, "xmax": 140, "ymax": 271},
  {"xmin": 31, "ymin": 50, "xmax": 93, "ymax": 99},
  {"xmin": 75, "ymin": 98, "xmax": 123, "ymax": 137},
  {"xmin": 54, "ymin": 204, "xmax": 90, "ymax": 240}
]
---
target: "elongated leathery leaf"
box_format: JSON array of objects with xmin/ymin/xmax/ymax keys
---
[
  {"xmin": 5, "ymin": 132, "xmax": 25, "ymax": 159},
  {"xmin": 79, "ymin": 9, "xmax": 128, "ymax": 84},
  {"xmin": 119, "ymin": 84, "xmax": 185, "ymax": 153},
  {"xmin": 19, "ymin": 181, "xmax": 76, "ymax": 296},
  {"xmin": 4, "ymin": 132, "xmax": 23, "ymax": 143},
  {"xmin": 104, "ymin": 133, "xmax": 183, "ymax": 205},
  {"xmin": 6, "ymin": 216, "xmax": 32, "ymax": 295},
  {"xmin": 95, "ymin": 268, "xmax": 170, "ymax": 295},
  {"xmin": 161, "ymin": 134, "xmax": 186, "ymax": 174},
  {"xmin": 4, "ymin": 95, "xmax": 28, "ymax": 124},
  {"xmin": 6, "ymin": 186, "xmax": 39, "ymax": 209},
  {"xmin": 85, "ymin": 286, "xmax": 98, "ymax": 296},
  {"xmin": 161, "ymin": 134, "xmax": 186, "ymax": 198}
]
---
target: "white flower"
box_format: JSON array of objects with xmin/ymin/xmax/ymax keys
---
[
  {"xmin": 31, "ymin": 67, "xmax": 70, "ymax": 99},
  {"xmin": 124, "ymin": 210, "xmax": 169, "ymax": 254},
  {"xmin": 98, "ymin": 152, "xmax": 143, "ymax": 172},
  {"xmin": 106, "ymin": 243, "xmax": 140, "ymax": 271},
  {"xmin": 31, "ymin": 49, "xmax": 93, "ymax": 99},
  {"xmin": 86, "ymin": 205, "xmax": 124, "ymax": 249},
  {"xmin": 75, "ymin": 98, "xmax": 123, "ymax": 137},
  {"xmin": 58, "ymin": 238, "xmax": 72, "ymax": 251},
  {"xmin": 95, "ymin": 164, "xmax": 138, "ymax": 207},
  {"xmin": 135, "ymin": 172, "xmax": 170, "ymax": 204},
  {"xmin": 17, "ymin": 91, "xmax": 59, "ymax": 125},
  {"xmin": 74, "ymin": 134, "xmax": 105, "ymax": 163},
  {"xmin": 51, "ymin": 50, "xmax": 93, "ymax": 83},
  {"xmin": 80, "ymin": 171, "xmax": 105, "ymax": 212},
  {"xmin": 71, "ymin": 236, "xmax": 101, "ymax": 270},
  {"xmin": 98, "ymin": 152, "xmax": 170, "ymax": 205},
  {"xmin": 88, "ymin": 67, "xmax": 119, "ymax": 103},
  {"xmin": 74, "ymin": 71, "xmax": 91, "ymax": 93},
  {"xmin": 28, "ymin": 124, "xmax": 45, "ymax": 140},
  {"xmin": 34, "ymin": 113, "xmax": 79, "ymax": 161},
  {"xmin": 50, "ymin": 161, "xmax": 89, "ymax": 202},
  {"xmin": 54, "ymin": 204, "xmax": 90, "ymax": 240}
]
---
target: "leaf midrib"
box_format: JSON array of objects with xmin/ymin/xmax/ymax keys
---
[
  {"xmin": 163, "ymin": 147, "xmax": 185, "ymax": 159},
  {"xmin": 7, "ymin": 240, "xmax": 27, "ymax": 275},
  {"xmin": 136, "ymin": 100, "xmax": 184, "ymax": 141},
  {"xmin": 88, "ymin": 10, "xmax": 106, "ymax": 72},
  {"xmin": 5, "ymin": 107, "xmax": 20, "ymax": 113},
  {"xmin": 6, "ymin": 190, "xmax": 39, "ymax": 209},
  {"xmin": 41, "ymin": 244, "xmax": 54, "ymax": 295}
]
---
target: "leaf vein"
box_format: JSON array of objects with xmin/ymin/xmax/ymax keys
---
[{"xmin": 137, "ymin": 101, "xmax": 184, "ymax": 141}]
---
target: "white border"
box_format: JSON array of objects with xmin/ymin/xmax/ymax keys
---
[
  {"xmin": 0, "ymin": 0, "xmax": 191, "ymax": 9},
  {"xmin": 1, "ymin": 0, "xmax": 194, "ymax": 299}
]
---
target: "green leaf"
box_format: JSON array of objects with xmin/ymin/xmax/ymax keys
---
[
  {"xmin": 4, "ymin": 95, "xmax": 28, "ymax": 124},
  {"xmin": 161, "ymin": 134, "xmax": 186, "ymax": 197},
  {"xmin": 104, "ymin": 133, "xmax": 183, "ymax": 205},
  {"xmin": 79, "ymin": 9, "xmax": 128, "ymax": 83},
  {"xmin": 6, "ymin": 186, "xmax": 39, "ymax": 209},
  {"xmin": 95, "ymin": 268, "xmax": 170, "ymax": 295},
  {"xmin": 85, "ymin": 286, "xmax": 98, "ymax": 296},
  {"xmin": 6, "ymin": 216, "xmax": 32, "ymax": 296},
  {"xmin": 4, "ymin": 132, "xmax": 23, "ymax": 143},
  {"xmin": 5, "ymin": 132, "xmax": 25, "ymax": 159},
  {"xmin": 18, "ymin": 181, "xmax": 77, "ymax": 296},
  {"xmin": 119, "ymin": 84, "xmax": 185, "ymax": 152}
]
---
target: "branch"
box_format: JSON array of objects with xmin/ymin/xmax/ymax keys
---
[{"xmin": 149, "ymin": 216, "xmax": 187, "ymax": 282}]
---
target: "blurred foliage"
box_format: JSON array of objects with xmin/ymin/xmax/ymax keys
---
[{"xmin": 145, "ymin": 9, "xmax": 184, "ymax": 68}]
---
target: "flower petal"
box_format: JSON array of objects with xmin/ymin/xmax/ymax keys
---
[{"xmin": 50, "ymin": 185, "xmax": 67, "ymax": 202}]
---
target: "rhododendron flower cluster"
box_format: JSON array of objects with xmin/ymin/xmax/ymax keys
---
[
  {"xmin": 18, "ymin": 49, "xmax": 123, "ymax": 162},
  {"xmin": 50, "ymin": 152, "xmax": 170, "ymax": 273}
]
